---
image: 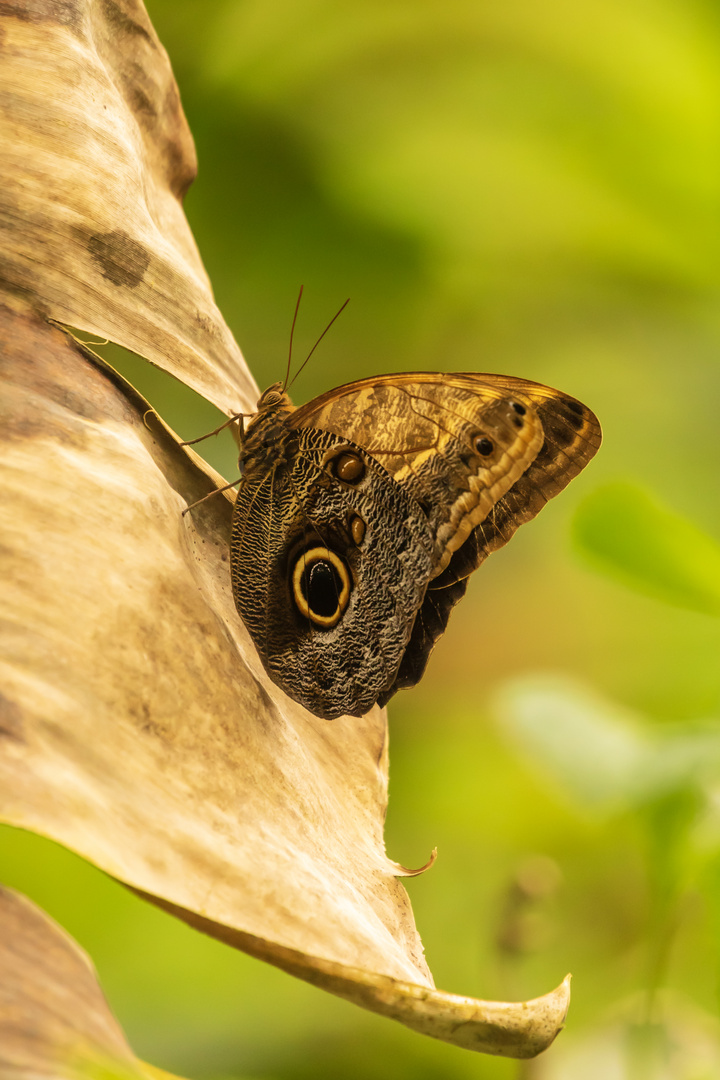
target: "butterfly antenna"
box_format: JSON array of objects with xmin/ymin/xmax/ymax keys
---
[
  {"xmin": 288, "ymin": 297, "xmax": 350, "ymax": 391},
  {"xmin": 283, "ymin": 285, "xmax": 304, "ymax": 392},
  {"xmin": 182, "ymin": 477, "xmax": 241, "ymax": 515}
]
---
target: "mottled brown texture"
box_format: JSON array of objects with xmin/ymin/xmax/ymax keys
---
[{"xmin": 232, "ymin": 422, "xmax": 435, "ymax": 719}]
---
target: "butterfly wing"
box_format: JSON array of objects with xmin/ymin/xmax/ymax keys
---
[
  {"xmin": 231, "ymin": 426, "xmax": 434, "ymax": 720},
  {"xmin": 292, "ymin": 373, "xmax": 601, "ymax": 706}
]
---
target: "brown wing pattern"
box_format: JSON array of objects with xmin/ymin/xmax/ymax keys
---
[
  {"xmin": 293, "ymin": 373, "xmax": 601, "ymax": 707},
  {"xmin": 293, "ymin": 373, "xmax": 526, "ymax": 478},
  {"xmin": 294, "ymin": 374, "xmax": 541, "ymax": 574}
]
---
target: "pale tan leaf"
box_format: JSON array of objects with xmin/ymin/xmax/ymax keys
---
[
  {"xmin": 0, "ymin": 0, "xmax": 254, "ymax": 416},
  {"xmin": 0, "ymin": 884, "xmax": 186, "ymax": 1080},
  {"xmin": 0, "ymin": 0, "xmax": 570, "ymax": 1058},
  {"xmin": 0, "ymin": 307, "xmax": 569, "ymax": 1056},
  {"xmin": 0, "ymin": 308, "xmax": 429, "ymax": 985}
]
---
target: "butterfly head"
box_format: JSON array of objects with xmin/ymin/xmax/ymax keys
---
[{"xmin": 255, "ymin": 382, "xmax": 294, "ymax": 413}]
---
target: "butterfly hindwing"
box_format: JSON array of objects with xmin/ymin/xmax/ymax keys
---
[{"xmin": 231, "ymin": 426, "xmax": 434, "ymax": 719}]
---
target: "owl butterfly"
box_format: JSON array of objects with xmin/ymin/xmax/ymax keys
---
[{"xmin": 229, "ymin": 372, "xmax": 601, "ymax": 720}]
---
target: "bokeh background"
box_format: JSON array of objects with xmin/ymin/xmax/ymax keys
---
[{"xmin": 4, "ymin": 0, "xmax": 720, "ymax": 1076}]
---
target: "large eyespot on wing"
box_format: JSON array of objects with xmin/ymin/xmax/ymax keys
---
[
  {"xmin": 291, "ymin": 547, "xmax": 351, "ymax": 628},
  {"xmin": 230, "ymin": 427, "xmax": 434, "ymax": 720}
]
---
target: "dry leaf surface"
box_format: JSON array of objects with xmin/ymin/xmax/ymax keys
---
[
  {"xmin": 0, "ymin": 0, "xmax": 254, "ymax": 414},
  {"xmin": 0, "ymin": 308, "xmax": 431, "ymax": 985},
  {"xmin": 0, "ymin": 0, "xmax": 570, "ymax": 1057},
  {"xmin": 0, "ymin": 307, "xmax": 569, "ymax": 1056},
  {"xmin": 0, "ymin": 884, "xmax": 186, "ymax": 1080}
]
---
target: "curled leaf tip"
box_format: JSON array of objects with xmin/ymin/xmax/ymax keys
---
[
  {"xmin": 297, "ymin": 961, "xmax": 572, "ymax": 1058},
  {"xmin": 393, "ymin": 846, "xmax": 438, "ymax": 877}
]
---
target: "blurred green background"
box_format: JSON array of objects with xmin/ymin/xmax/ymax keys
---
[{"xmin": 4, "ymin": 0, "xmax": 720, "ymax": 1076}]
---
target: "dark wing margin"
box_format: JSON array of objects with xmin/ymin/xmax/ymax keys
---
[{"xmin": 378, "ymin": 390, "xmax": 602, "ymax": 705}]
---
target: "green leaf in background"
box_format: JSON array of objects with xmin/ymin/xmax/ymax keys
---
[
  {"xmin": 494, "ymin": 676, "xmax": 720, "ymax": 814},
  {"xmin": 494, "ymin": 676, "xmax": 720, "ymax": 1078},
  {"xmin": 572, "ymin": 482, "xmax": 720, "ymax": 616}
]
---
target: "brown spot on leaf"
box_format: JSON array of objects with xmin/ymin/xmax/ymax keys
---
[
  {"xmin": 0, "ymin": 0, "xmax": 83, "ymax": 29},
  {"xmin": 0, "ymin": 693, "xmax": 25, "ymax": 742},
  {"xmin": 164, "ymin": 135, "xmax": 196, "ymax": 200},
  {"xmin": 129, "ymin": 84, "xmax": 156, "ymax": 120},
  {"xmin": 100, "ymin": 0, "xmax": 153, "ymax": 44},
  {"xmin": 87, "ymin": 230, "xmax": 150, "ymax": 288}
]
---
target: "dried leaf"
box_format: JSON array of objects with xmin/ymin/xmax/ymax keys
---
[
  {"xmin": 0, "ymin": 0, "xmax": 570, "ymax": 1058},
  {"xmin": 1, "ymin": 309, "xmax": 430, "ymax": 982},
  {"xmin": 0, "ymin": 0, "xmax": 254, "ymax": 415},
  {"xmin": 0, "ymin": 307, "xmax": 569, "ymax": 1056},
  {"xmin": 0, "ymin": 884, "xmax": 186, "ymax": 1080}
]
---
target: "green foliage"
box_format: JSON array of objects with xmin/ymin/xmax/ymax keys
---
[
  {"xmin": 495, "ymin": 678, "xmax": 720, "ymax": 812},
  {"xmin": 574, "ymin": 483, "xmax": 720, "ymax": 616}
]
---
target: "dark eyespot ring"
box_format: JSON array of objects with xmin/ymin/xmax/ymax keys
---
[
  {"xmin": 475, "ymin": 436, "xmax": 494, "ymax": 456},
  {"xmin": 291, "ymin": 548, "xmax": 351, "ymax": 627},
  {"xmin": 512, "ymin": 402, "xmax": 527, "ymax": 416}
]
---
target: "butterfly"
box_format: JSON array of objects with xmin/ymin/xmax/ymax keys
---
[{"xmin": 228, "ymin": 372, "xmax": 601, "ymax": 720}]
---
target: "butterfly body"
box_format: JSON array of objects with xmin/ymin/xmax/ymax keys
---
[{"xmin": 230, "ymin": 373, "xmax": 601, "ymax": 720}]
